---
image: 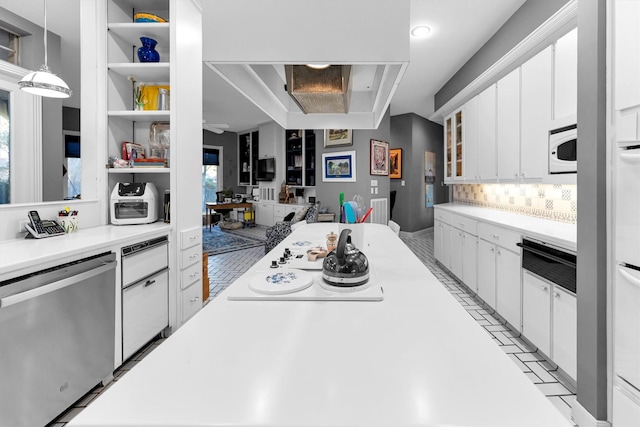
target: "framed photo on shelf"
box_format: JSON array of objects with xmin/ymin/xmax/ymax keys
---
[
  {"xmin": 324, "ymin": 129, "xmax": 352, "ymax": 147},
  {"xmin": 370, "ymin": 139, "xmax": 389, "ymax": 176},
  {"xmin": 390, "ymin": 148, "xmax": 402, "ymax": 179},
  {"xmin": 322, "ymin": 150, "xmax": 356, "ymax": 182}
]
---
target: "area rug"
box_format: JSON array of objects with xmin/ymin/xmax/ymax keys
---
[{"xmin": 202, "ymin": 226, "xmax": 265, "ymax": 255}]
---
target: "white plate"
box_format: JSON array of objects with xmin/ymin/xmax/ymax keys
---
[{"xmin": 248, "ymin": 269, "xmax": 314, "ymax": 295}]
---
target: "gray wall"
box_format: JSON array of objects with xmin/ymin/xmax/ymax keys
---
[
  {"xmin": 576, "ymin": 0, "xmax": 607, "ymax": 421},
  {"xmin": 434, "ymin": 0, "xmax": 570, "ymax": 110},
  {"xmin": 315, "ymin": 109, "xmax": 391, "ymax": 221},
  {"xmin": 390, "ymin": 113, "xmax": 446, "ymax": 232},
  {"xmin": 202, "ymin": 129, "xmax": 243, "ymax": 195}
]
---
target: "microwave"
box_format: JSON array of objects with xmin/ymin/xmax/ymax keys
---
[
  {"xmin": 111, "ymin": 182, "xmax": 158, "ymax": 225},
  {"xmin": 549, "ymin": 124, "xmax": 577, "ymax": 174}
]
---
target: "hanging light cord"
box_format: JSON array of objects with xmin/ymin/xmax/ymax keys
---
[{"xmin": 43, "ymin": 0, "xmax": 48, "ymax": 69}]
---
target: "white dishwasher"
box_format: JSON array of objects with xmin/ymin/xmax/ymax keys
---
[{"xmin": 121, "ymin": 236, "xmax": 169, "ymax": 361}]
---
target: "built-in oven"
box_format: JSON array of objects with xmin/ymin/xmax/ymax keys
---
[
  {"xmin": 549, "ymin": 124, "xmax": 577, "ymax": 174},
  {"xmin": 517, "ymin": 238, "xmax": 576, "ymax": 294}
]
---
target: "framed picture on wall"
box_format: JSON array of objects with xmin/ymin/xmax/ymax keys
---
[
  {"xmin": 324, "ymin": 129, "xmax": 352, "ymax": 147},
  {"xmin": 390, "ymin": 148, "xmax": 402, "ymax": 179},
  {"xmin": 322, "ymin": 150, "xmax": 356, "ymax": 182},
  {"xmin": 370, "ymin": 139, "xmax": 389, "ymax": 176}
]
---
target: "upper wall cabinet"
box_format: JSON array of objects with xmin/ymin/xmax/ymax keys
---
[
  {"xmin": 521, "ymin": 46, "xmax": 553, "ymax": 180},
  {"xmin": 477, "ymin": 84, "xmax": 497, "ymax": 180},
  {"xmin": 238, "ymin": 130, "xmax": 259, "ymax": 186},
  {"xmin": 444, "ymin": 109, "xmax": 465, "ymax": 182},
  {"xmin": 496, "ymin": 68, "xmax": 520, "ymax": 181},
  {"xmin": 553, "ymin": 28, "xmax": 578, "ymax": 122},
  {"xmin": 285, "ymin": 130, "xmax": 316, "ymax": 187}
]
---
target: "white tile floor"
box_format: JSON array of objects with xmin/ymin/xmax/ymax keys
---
[{"xmin": 51, "ymin": 225, "xmax": 577, "ymax": 426}]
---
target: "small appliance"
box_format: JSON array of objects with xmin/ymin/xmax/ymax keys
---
[
  {"xmin": 549, "ymin": 124, "xmax": 577, "ymax": 174},
  {"xmin": 322, "ymin": 228, "xmax": 369, "ymax": 287},
  {"xmin": 110, "ymin": 182, "xmax": 158, "ymax": 225}
]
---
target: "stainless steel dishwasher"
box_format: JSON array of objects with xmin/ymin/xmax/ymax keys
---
[{"xmin": 0, "ymin": 252, "xmax": 116, "ymax": 427}]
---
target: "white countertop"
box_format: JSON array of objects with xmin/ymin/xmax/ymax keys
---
[
  {"xmin": 0, "ymin": 222, "xmax": 171, "ymax": 281},
  {"xmin": 435, "ymin": 203, "xmax": 577, "ymax": 251},
  {"xmin": 68, "ymin": 223, "xmax": 571, "ymax": 427}
]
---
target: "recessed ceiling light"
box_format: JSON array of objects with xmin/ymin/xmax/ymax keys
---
[
  {"xmin": 306, "ymin": 64, "xmax": 331, "ymax": 70},
  {"xmin": 411, "ymin": 25, "xmax": 431, "ymax": 39}
]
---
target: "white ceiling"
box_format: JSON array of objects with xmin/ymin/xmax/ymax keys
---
[{"xmin": 3, "ymin": 0, "xmax": 526, "ymax": 132}]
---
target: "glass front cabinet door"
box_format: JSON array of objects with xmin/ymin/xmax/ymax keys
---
[{"xmin": 444, "ymin": 109, "xmax": 464, "ymax": 183}]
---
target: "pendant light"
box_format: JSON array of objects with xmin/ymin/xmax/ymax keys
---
[{"xmin": 19, "ymin": 0, "xmax": 72, "ymax": 98}]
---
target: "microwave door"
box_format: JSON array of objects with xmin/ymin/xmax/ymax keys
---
[{"xmin": 616, "ymin": 146, "xmax": 640, "ymax": 267}]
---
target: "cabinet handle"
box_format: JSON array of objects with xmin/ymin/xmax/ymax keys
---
[
  {"xmin": 497, "ymin": 250, "xmax": 501, "ymax": 256},
  {"xmin": 554, "ymin": 292, "xmax": 560, "ymax": 298},
  {"xmin": 189, "ymin": 254, "xmax": 198, "ymax": 261},
  {"xmin": 189, "ymin": 236, "xmax": 200, "ymax": 242},
  {"xmin": 190, "ymin": 296, "xmax": 200, "ymax": 303},
  {"xmin": 515, "ymin": 173, "xmax": 519, "ymax": 178},
  {"xmin": 189, "ymin": 272, "xmax": 200, "ymax": 280},
  {"xmin": 490, "ymin": 247, "xmax": 495, "ymax": 253},
  {"xmin": 460, "ymin": 223, "xmax": 465, "ymax": 228},
  {"xmin": 144, "ymin": 279, "xmax": 156, "ymax": 287},
  {"xmin": 541, "ymin": 285, "xmax": 548, "ymax": 292}
]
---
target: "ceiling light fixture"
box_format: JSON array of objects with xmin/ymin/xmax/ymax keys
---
[
  {"xmin": 410, "ymin": 25, "xmax": 431, "ymax": 39},
  {"xmin": 19, "ymin": 0, "xmax": 72, "ymax": 98},
  {"xmin": 285, "ymin": 65, "xmax": 352, "ymax": 114},
  {"xmin": 306, "ymin": 64, "xmax": 331, "ymax": 70}
]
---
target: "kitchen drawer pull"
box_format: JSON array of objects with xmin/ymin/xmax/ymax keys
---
[
  {"xmin": 620, "ymin": 151, "xmax": 640, "ymax": 163},
  {"xmin": 541, "ymin": 285, "xmax": 548, "ymax": 292},
  {"xmin": 619, "ymin": 267, "xmax": 640, "ymax": 289},
  {"xmin": 189, "ymin": 272, "xmax": 200, "ymax": 280},
  {"xmin": 144, "ymin": 279, "xmax": 156, "ymax": 287},
  {"xmin": 554, "ymin": 292, "xmax": 560, "ymax": 298},
  {"xmin": 189, "ymin": 236, "xmax": 200, "ymax": 242},
  {"xmin": 190, "ymin": 296, "xmax": 200, "ymax": 303},
  {"xmin": 189, "ymin": 254, "xmax": 199, "ymax": 261}
]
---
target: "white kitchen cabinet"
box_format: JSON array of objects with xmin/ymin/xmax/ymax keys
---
[
  {"xmin": 450, "ymin": 229, "xmax": 463, "ymax": 280},
  {"xmin": 520, "ymin": 46, "xmax": 553, "ymax": 180},
  {"xmin": 434, "ymin": 221, "xmax": 452, "ymax": 270},
  {"xmin": 254, "ymin": 202, "xmax": 274, "ymax": 226},
  {"xmin": 444, "ymin": 109, "xmax": 465, "ymax": 182},
  {"xmin": 615, "ymin": 1, "xmax": 640, "ymax": 111},
  {"xmin": 522, "ymin": 271, "xmax": 552, "ymax": 356},
  {"xmin": 554, "ymin": 28, "xmax": 578, "ymax": 121},
  {"xmin": 462, "ymin": 231, "xmax": 478, "ymax": 292},
  {"xmin": 496, "ymin": 247, "xmax": 522, "ymax": 330},
  {"xmin": 478, "ymin": 239, "xmax": 497, "ymax": 309},
  {"xmin": 552, "ymin": 285, "xmax": 577, "ymax": 380},
  {"xmin": 449, "ymin": 214, "xmax": 478, "ymax": 290},
  {"xmin": 613, "ymin": 384, "xmax": 640, "ymax": 427},
  {"xmin": 477, "ymin": 223, "xmax": 522, "ymax": 319},
  {"xmin": 464, "ymin": 96, "xmax": 479, "ymax": 181},
  {"xmin": 477, "ymin": 84, "xmax": 498, "ymax": 180},
  {"xmin": 497, "ymin": 68, "xmax": 521, "ymax": 181}
]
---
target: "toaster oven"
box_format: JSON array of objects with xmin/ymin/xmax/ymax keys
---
[{"xmin": 110, "ymin": 182, "xmax": 159, "ymax": 225}]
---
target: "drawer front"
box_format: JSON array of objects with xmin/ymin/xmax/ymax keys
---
[
  {"xmin": 180, "ymin": 227, "xmax": 201, "ymax": 250},
  {"xmin": 181, "ymin": 246, "xmax": 201, "ymax": 270},
  {"xmin": 122, "ymin": 242, "xmax": 168, "ymax": 287},
  {"xmin": 181, "ymin": 262, "xmax": 201, "ymax": 290},
  {"xmin": 122, "ymin": 270, "xmax": 169, "ymax": 361},
  {"xmin": 182, "ymin": 281, "xmax": 202, "ymax": 322},
  {"xmin": 274, "ymin": 205, "xmax": 286, "ymax": 217},
  {"xmin": 434, "ymin": 208, "xmax": 451, "ymax": 225},
  {"xmin": 478, "ymin": 222, "xmax": 521, "ymax": 251},
  {"xmin": 450, "ymin": 213, "xmax": 478, "ymax": 235}
]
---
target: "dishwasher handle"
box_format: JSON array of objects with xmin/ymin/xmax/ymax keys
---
[{"xmin": 0, "ymin": 260, "xmax": 116, "ymax": 308}]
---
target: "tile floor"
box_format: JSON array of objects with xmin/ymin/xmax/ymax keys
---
[{"xmin": 50, "ymin": 225, "xmax": 577, "ymax": 426}]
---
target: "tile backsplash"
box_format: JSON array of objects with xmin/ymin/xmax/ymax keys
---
[{"xmin": 452, "ymin": 183, "xmax": 577, "ymax": 224}]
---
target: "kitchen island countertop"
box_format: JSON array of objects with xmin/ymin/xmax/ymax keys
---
[{"xmin": 67, "ymin": 223, "xmax": 572, "ymax": 427}]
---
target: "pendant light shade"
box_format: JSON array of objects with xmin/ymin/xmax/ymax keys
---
[{"xmin": 19, "ymin": 0, "xmax": 72, "ymax": 98}]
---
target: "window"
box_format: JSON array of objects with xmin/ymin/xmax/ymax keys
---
[
  {"xmin": 202, "ymin": 147, "xmax": 220, "ymax": 212},
  {"xmin": 63, "ymin": 131, "xmax": 81, "ymax": 199},
  {"xmin": 0, "ymin": 89, "xmax": 9, "ymax": 204},
  {"xmin": 0, "ymin": 27, "xmax": 20, "ymax": 65}
]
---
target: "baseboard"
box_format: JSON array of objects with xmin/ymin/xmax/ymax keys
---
[
  {"xmin": 399, "ymin": 227, "xmax": 432, "ymax": 239},
  {"xmin": 572, "ymin": 400, "xmax": 611, "ymax": 427}
]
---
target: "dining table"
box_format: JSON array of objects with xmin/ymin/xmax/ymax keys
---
[{"xmin": 205, "ymin": 201, "xmax": 253, "ymax": 229}]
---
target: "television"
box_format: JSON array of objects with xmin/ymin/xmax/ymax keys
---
[{"xmin": 256, "ymin": 157, "xmax": 275, "ymax": 181}]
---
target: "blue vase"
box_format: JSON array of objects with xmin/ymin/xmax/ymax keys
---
[{"xmin": 137, "ymin": 37, "xmax": 160, "ymax": 63}]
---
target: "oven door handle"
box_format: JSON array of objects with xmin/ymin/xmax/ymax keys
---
[{"xmin": 516, "ymin": 243, "xmax": 576, "ymax": 268}]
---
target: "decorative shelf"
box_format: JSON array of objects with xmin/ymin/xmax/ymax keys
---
[
  {"xmin": 108, "ymin": 110, "xmax": 170, "ymax": 121},
  {"xmin": 108, "ymin": 167, "xmax": 170, "ymax": 174},
  {"xmin": 109, "ymin": 62, "xmax": 170, "ymax": 82},
  {"xmin": 108, "ymin": 22, "xmax": 170, "ymax": 47}
]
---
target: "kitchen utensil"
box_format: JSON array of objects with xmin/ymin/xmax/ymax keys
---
[
  {"xmin": 322, "ymin": 229, "xmax": 369, "ymax": 287},
  {"xmin": 339, "ymin": 192, "xmax": 345, "ymax": 223},
  {"xmin": 359, "ymin": 207, "xmax": 373, "ymax": 223},
  {"xmin": 344, "ymin": 202, "xmax": 357, "ymax": 224},
  {"xmin": 353, "ymin": 194, "xmax": 364, "ymax": 221}
]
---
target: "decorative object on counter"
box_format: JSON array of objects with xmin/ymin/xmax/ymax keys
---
[
  {"xmin": 137, "ymin": 37, "xmax": 160, "ymax": 63},
  {"xmin": 223, "ymin": 188, "xmax": 234, "ymax": 203},
  {"xmin": 157, "ymin": 88, "xmax": 169, "ymax": 110},
  {"xmin": 133, "ymin": 12, "xmax": 167, "ymax": 23},
  {"xmin": 121, "ymin": 141, "xmax": 146, "ymax": 161},
  {"xmin": 370, "ymin": 139, "xmax": 389, "ymax": 176},
  {"xmin": 58, "ymin": 207, "xmax": 78, "ymax": 233},
  {"xmin": 322, "ymin": 151, "xmax": 356, "ymax": 182},
  {"xmin": 127, "ymin": 76, "xmax": 146, "ymax": 110},
  {"xmin": 390, "ymin": 148, "xmax": 402, "ymax": 179},
  {"xmin": 140, "ymin": 86, "xmax": 170, "ymax": 110},
  {"xmin": 249, "ymin": 268, "xmax": 314, "ymax": 295},
  {"xmin": 324, "ymin": 129, "xmax": 352, "ymax": 147},
  {"xmin": 109, "ymin": 156, "xmax": 129, "ymax": 168},
  {"xmin": 322, "ymin": 228, "xmax": 370, "ymax": 287},
  {"xmin": 307, "ymin": 247, "xmax": 328, "ymax": 262},
  {"xmin": 326, "ymin": 231, "xmax": 338, "ymax": 252},
  {"xmin": 18, "ymin": 0, "xmax": 72, "ymax": 99}
]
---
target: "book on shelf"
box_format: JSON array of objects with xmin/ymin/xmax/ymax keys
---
[{"xmin": 132, "ymin": 158, "xmax": 166, "ymax": 168}]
